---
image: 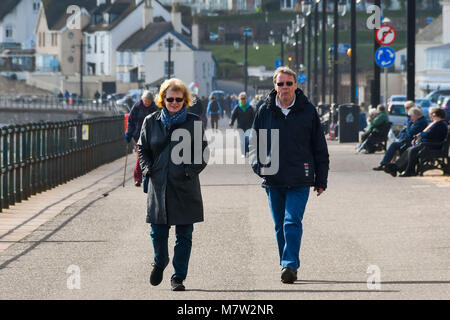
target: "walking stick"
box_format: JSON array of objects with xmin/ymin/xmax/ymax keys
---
[{"xmin": 123, "ymin": 142, "xmax": 129, "ymax": 187}]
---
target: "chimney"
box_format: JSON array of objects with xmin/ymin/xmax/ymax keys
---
[
  {"xmin": 142, "ymin": 0, "xmax": 153, "ymax": 29},
  {"xmin": 443, "ymin": 0, "xmax": 450, "ymax": 44},
  {"xmin": 192, "ymin": 14, "xmax": 199, "ymax": 48},
  {"xmin": 171, "ymin": 2, "xmax": 182, "ymax": 34}
]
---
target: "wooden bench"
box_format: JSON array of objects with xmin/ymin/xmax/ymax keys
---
[{"xmin": 417, "ymin": 132, "xmax": 450, "ymax": 176}]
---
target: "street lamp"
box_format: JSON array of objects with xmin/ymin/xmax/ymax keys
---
[
  {"xmin": 321, "ymin": 0, "xmax": 327, "ymax": 104},
  {"xmin": 350, "ymin": 0, "xmax": 357, "ymax": 104},
  {"xmin": 313, "ymin": 0, "xmax": 320, "ymax": 105},
  {"xmin": 302, "ymin": 1, "xmax": 313, "ymax": 97},
  {"xmin": 333, "ymin": 0, "xmax": 346, "ymax": 105}
]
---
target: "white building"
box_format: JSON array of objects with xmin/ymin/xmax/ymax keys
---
[
  {"xmin": 0, "ymin": 0, "xmax": 41, "ymax": 48},
  {"xmin": 84, "ymin": 0, "xmax": 189, "ymax": 77},
  {"xmin": 116, "ymin": 6, "xmax": 215, "ymax": 97}
]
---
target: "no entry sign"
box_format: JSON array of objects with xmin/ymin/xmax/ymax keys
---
[{"xmin": 375, "ymin": 25, "xmax": 397, "ymax": 46}]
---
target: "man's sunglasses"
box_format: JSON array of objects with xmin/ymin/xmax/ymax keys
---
[
  {"xmin": 277, "ymin": 81, "xmax": 294, "ymax": 87},
  {"xmin": 165, "ymin": 97, "xmax": 184, "ymax": 103}
]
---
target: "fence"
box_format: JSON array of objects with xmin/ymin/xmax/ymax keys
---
[
  {"xmin": 0, "ymin": 95, "xmax": 123, "ymax": 114},
  {"xmin": 0, "ymin": 116, "xmax": 130, "ymax": 212}
]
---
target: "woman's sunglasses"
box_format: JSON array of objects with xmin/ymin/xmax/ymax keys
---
[
  {"xmin": 165, "ymin": 97, "xmax": 184, "ymax": 103},
  {"xmin": 277, "ymin": 81, "xmax": 294, "ymax": 87}
]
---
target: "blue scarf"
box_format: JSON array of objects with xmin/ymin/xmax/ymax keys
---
[{"xmin": 161, "ymin": 106, "xmax": 187, "ymax": 129}]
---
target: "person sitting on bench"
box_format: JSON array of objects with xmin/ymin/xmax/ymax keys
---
[
  {"xmin": 384, "ymin": 107, "xmax": 448, "ymax": 177},
  {"xmin": 359, "ymin": 104, "xmax": 389, "ymax": 153},
  {"xmin": 373, "ymin": 104, "xmax": 428, "ymax": 171}
]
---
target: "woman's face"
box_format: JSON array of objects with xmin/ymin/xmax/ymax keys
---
[{"xmin": 164, "ymin": 88, "xmax": 184, "ymax": 115}]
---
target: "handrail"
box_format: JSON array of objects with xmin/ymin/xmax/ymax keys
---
[{"xmin": 0, "ymin": 115, "xmax": 131, "ymax": 212}]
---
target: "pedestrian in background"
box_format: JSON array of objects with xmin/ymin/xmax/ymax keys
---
[
  {"xmin": 125, "ymin": 90, "xmax": 158, "ymax": 186},
  {"xmin": 229, "ymin": 91, "xmax": 255, "ymax": 157},
  {"xmin": 249, "ymin": 66, "xmax": 329, "ymax": 284},
  {"xmin": 138, "ymin": 78, "xmax": 209, "ymax": 291},
  {"xmin": 206, "ymin": 94, "xmax": 222, "ymax": 131},
  {"xmin": 189, "ymin": 93, "xmax": 204, "ymax": 122}
]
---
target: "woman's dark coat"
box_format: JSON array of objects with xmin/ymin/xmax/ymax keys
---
[{"xmin": 137, "ymin": 110, "xmax": 208, "ymax": 225}]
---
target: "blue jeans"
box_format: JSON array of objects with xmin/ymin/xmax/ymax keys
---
[
  {"xmin": 265, "ymin": 187, "xmax": 310, "ymax": 270},
  {"xmin": 150, "ymin": 224, "xmax": 194, "ymax": 281},
  {"xmin": 381, "ymin": 141, "xmax": 403, "ymax": 165}
]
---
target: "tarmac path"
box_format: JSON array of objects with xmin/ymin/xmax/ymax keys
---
[{"xmin": 0, "ymin": 122, "xmax": 449, "ymax": 300}]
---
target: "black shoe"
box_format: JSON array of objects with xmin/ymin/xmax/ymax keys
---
[
  {"xmin": 135, "ymin": 181, "xmax": 141, "ymax": 187},
  {"xmin": 384, "ymin": 163, "xmax": 398, "ymax": 177},
  {"xmin": 149, "ymin": 263, "xmax": 164, "ymax": 286},
  {"xmin": 281, "ymin": 267, "xmax": 297, "ymax": 284},
  {"xmin": 399, "ymin": 172, "xmax": 415, "ymax": 177},
  {"xmin": 171, "ymin": 277, "xmax": 185, "ymax": 291},
  {"xmin": 372, "ymin": 164, "xmax": 385, "ymax": 171}
]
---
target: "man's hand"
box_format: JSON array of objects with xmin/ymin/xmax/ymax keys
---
[
  {"xmin": 229, "ymin": 124, "xmax": 233, "ymax": 129},
  {"xmin": 314, "ymin": 187, "xmax": 325, "ymax": 196}
]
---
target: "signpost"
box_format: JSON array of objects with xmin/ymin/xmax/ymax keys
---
[
  {"xmin": 375, "ymin": 24, "xmax": 397, "ymax": 105},
  {"xmin": 297, "ymin": 74, "xmax": 307, "ymax": 84}
]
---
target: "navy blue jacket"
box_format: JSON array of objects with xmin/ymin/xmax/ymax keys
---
[
  {"xmin": 126, "ymin": 100, "xmax": 158, "ymax": 141},
  {"xmin": 249, "ymin": 89, "xmax": 330, "ymax": 190},
  {"xmin": 420, "ymin": 120, "xmax": 448, "ymax": 147},
  {"xmin": 401, "ymin": 116, "xmax": 428, "ymax": 144}
]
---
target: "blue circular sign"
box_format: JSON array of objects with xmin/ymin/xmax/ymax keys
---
[
  {"xmin": 375, "ymin": 46, "xmax": 396, "ymax": 68},
  {"xmin": 298, "ymin": 74, "xmax": 307, "ymax": 83}
]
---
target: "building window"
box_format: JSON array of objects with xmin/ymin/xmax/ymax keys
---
[
  {"xmin": 33, "ymin": 0, "xmax": 40, "ymax": 11},
  {"xmin": 5, "ymin": 25, "xmax": 13, "ymax": 40},
  {"xmin": 94, "ymin": 36, "xmax": 97, "ymax": 53},
  {"xmin": 68, "ymin": 31, "xmax": 74, "ymax": 39},
  {"xmin": 165, "ymin": 61, "xmax": 174, "ymax": 77},
  {"xmin": 128, "ymin": 52, "xmax": 133, "ymax": 65},
  {"xmin": 101, "ymin": 62, "xmax": 104, "ymax": 74},
  {"xmin": 100, "ymin": 35, "xmax": 104, "ymax": 53},
  {"xmin": 87, "ymin": 36, "xmax": 91, "ymax": 53},
  {"xmin": 51, "ymin": 33, "xmax": 57, "ymax": 46},
  {"xmin": 42, "ymin": 32, "xmax": 45, "ymax": 47},
  {"xmin": 140, "ymin": 72, "xmax": 145, "ymax": 81}
]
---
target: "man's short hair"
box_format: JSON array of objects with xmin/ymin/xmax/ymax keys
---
[
  {"xmin": 273, "ymin": 66, "xmax": 297, "ymax": 84},
  {"xmin": 239, "ymin": 91, "xmax": 247, "ymax": 98},
  {"xmin": 404, "ymin": 100, "xmax": 415, "ymax": 110},
  {"xmin": 408, "ymin": 106, "xmax": 423, "ymax": 117},
  {"xmin": 376, "ymin": 104, "xmax": 385, "ymax": 112}
]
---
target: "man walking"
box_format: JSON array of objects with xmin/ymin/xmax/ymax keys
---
[
  {"xmin": 249, "ymin": 66, "xmax": 329, "ymax": 284},
  {"xmin": 229, "ymin": 91, "xmax": 255, "ymax": 157}
]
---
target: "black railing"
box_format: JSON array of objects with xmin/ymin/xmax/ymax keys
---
[{"xmin": 0, "ymin": 116, "xmax": 130, "ymax": 212}]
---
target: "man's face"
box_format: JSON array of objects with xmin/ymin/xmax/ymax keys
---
[
  {"xmin": 274, "ymin": 73, "xmax": 296, "ymax": 101},
  {"xmin": 142, "ymin": 98, "xmax": 152, "ymax": 107},
  {"xmin": 410, "ymin": 113, "xmax": 420, "ymax": 122}
]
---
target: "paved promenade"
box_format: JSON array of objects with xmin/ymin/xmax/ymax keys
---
[{"xmin": 0, "ymin": 125, "xmax": 449, "ymax": 300}]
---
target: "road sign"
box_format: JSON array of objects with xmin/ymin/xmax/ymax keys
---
[
  {"xmin": 375, "ymin": 25, "xmax": 397, "ymax": 46},
  {"xmin": 298, "ymin": 74, "xmax": 307, "ymax": 83},
  {"xmin": 375, "ymin": 46, "xmax": 396, "ymax": 68}
]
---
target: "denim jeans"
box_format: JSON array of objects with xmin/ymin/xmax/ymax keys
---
[
  {"xmin": 381, "ymin": 141, "xmax": 402, "ymax": 165},
  {"xmin": 150, "ymin": 224, "xmax": 194, "ymax": 281},
  {"xmin": 239, "ymin": 129, "xmax": 251, "ymax": 156},
  {"xmin": 265, "ymin": 187, "xmax": 310, "ymax": 270}
]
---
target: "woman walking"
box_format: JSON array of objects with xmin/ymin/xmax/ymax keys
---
[{"xmin": 138, "ymin": 78, "xmax": 208, "ymax": 291}]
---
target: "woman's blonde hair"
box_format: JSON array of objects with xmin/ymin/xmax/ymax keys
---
[{"xmin": 155, "ymin": 78, "xmax": 192, "ymax": 108}]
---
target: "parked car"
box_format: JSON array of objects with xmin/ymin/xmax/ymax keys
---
[
  {"xmin": 387, "ymin": 102, "xmax": 408, "ymax": 135},
  {"xmin": 425, "ymin": 89, "xmax": 450, "ymax": 105},
  {"xmin": 387, "ymin": 95, "xmax": 406, "ymax": 104},
  {"xmin": 440, "ymin": 96, "xmax": 450, "ymax": 121},
  {"xmin": 209, "ymin": 32, "xmax": 219, "ymax": 41},
  {"xmin": 415, "ymin": 98, "xmax": 432, "ymax": 119}
]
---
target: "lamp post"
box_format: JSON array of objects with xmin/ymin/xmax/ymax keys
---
[
  {"xmin": 313, "ymin": 0, "xmax": 319, "ymax": 105},
  {"xmin": 333, "ymin": 0, "xmax": 346, "ymax": 105},
  {"xmin": 372, "ymin": 0, "xmax": 381, "ymax": 107},
  {"xmin": 244, "ymin": 31, "xmax": 248, "ymax": 93},
  {"xmin": 321, "ymin": 0, "xmax": 327, "ymax": 104},
  {"xmin": 407, "ymin": 0, "xmax": 416, "ymax": 101},
  {"xmin": 302, "ymin": 1, "xmax": 312, "ymax": 97},
  {"xmin": 166, "ymin": 37, "xmax": 173, "ymax": 79},
  {"xmin": 350, "ymin": 0, "xmax": 357, "ymax": 104}
]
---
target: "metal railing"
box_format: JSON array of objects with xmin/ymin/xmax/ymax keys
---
[
  {"xmin": 0, "ymin": 116, "xmax": 130, "ymax": 212},
  {"xmin": 0, "ymin": 95, "xmax": 120, "ymax": 112}
]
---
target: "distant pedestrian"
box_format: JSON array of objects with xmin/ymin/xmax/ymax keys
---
[
  {"xmin": 206, "ymin": 94, "xmax": 222, "ymax": 131},
  {"xmin": 101, "ymin": 91, "xmax": 107, "ymax": 107},
  {"xmin": 64, "ymin": 90, "xmax": 70, "ymax": 104},
  {"xmin": 125, "ymin": 90, "xmax": 158, "ymax": 187},
  {"xmin": 200, "ymin": 95, "xmax": 208, "ymax": 128},
  {"xmin": 229, "ymin": 91, "xmax": 255, "ymax": 157},
  {"xmin": 249, "ymin": 66, "xmax": 329, "ymax": 284},
  {"xmin": 189, "ymin": 94, "xmax": 204, "ymax": 121},
  {"xmin": 138, "ymin": 78, "xmax": 209, "ymax": 291},
  {"xmin": 94, "ymin": 90, "xmax": 100, "ymax": 104},
  {"xmin": 224, "ymin": 94, "xmax": 232, "ymax": 118}
]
